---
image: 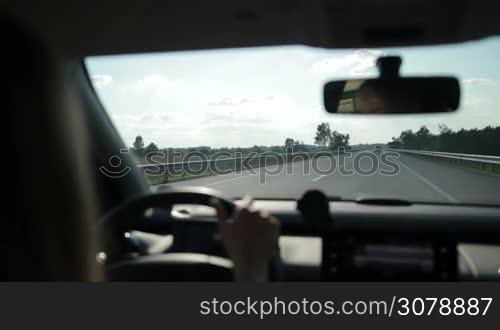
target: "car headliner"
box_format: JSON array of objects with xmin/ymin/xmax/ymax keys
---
[{"xmin": 4, "ymin": 0, "xmax": 500, "ymax": 56}]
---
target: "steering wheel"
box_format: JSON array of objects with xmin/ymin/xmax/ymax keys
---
[
  {"xmin": 100, "ymin": 186, "xmax": 236, "ymax": 232},
  {"xmin": 99, "ymin": 186, "xmax": 238, "ymax": 281}
]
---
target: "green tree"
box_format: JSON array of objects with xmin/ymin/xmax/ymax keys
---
[
  {"xmin": 133, "ymin": 135, "xmax": 144, "ymax": 150},
  {"xmin": 399, "ymin": 129, "xmax": 416, "ymax": 149},
  {"xmin": 314, "ymin": 123, "xmax": 332, "ymax": 147},
  {"xmin": 387, "ymin": 137, "xmax": 403, "ymax": 148},
  {"xmin": 293, "ymin": 140, "xmax": 308, "ymax": 152},
  {"xmin": 415, "ymin": 126, "xmax": 434, "ymax": 149},
  {"xmin": 438, "ymin": 124, "xmax": 452, "ymax": 135},
  {"xmin": 144, "ymin": 142, "xmax": 159, "ymax": 154},
  {"xmin": 196, "ymin": 146, "xmax": 212, "ymax": 155},
  {"xmin": 389, "ymin": 125, "xmax": 500, "ymax": 156},
  {"xmin": 328, "ymin": 131, "xmax": 350, "ymax": 151},
  {"xmin": 250, "ymin": 145, "xmax": 263, "ymax": 153},
  {"xmin": 284, "ymin": 138, "xmax": 295, "ymax": 152}
]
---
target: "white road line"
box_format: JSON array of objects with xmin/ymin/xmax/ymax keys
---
[
  {"xmin": 203, "ymin": 173, "xmax": 257, "ymax": 187},
  {"xmin": 311, "ymin": 164, "xmax": 344, "ymax": 182},
  {"xmin": 396, "ymin": 159, "xmax": 459, "ymax": 203},
  {"xmin": 312, "ymin": 175, "xmax": 326, "ymax": 182}
]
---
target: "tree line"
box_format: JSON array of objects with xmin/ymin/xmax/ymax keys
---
[
  {"xmin": 387, "ymin": 125, "xmax": 500, "ymax": 156},
  {"xmin": 130, "ymin": 123, "xmax": 500, "ymax": 164},
  {"xmin": 130, "ymin": 136, "xmax": 320, "ymax": 164},
  {"xmin": 129, "ymin": 122, "xmax": 352, "ymax": 163}
]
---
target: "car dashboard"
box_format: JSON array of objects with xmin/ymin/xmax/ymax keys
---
[{"xmin": 117, "ymin": 200, "xmax": 500, "ymax": 281}]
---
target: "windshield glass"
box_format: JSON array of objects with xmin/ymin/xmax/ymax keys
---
[{"xmin": 86, "ymin": 38, "xmax": 500, "ymax": 205}]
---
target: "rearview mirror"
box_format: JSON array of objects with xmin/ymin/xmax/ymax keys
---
[{"xmin": 323, "ymin": 56, "xmax": 460, "ymax": 114}]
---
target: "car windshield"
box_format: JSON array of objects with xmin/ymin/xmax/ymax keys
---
[{"xmin": 86, "ymin": 38, "xmax": 500, "ymax": 206}]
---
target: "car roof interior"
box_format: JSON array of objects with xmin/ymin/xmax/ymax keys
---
[
  {"xmin": 5, "ymin": 0, "xmax": 500, "ymax": 55},
  {"xmin": 4, "ymin": 0, "xmax": 500, "ymax": 281}
]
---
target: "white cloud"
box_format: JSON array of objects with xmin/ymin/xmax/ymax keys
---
[
  {"xmin": 462, "ymin": 78, "xmax": 497, "ymax": 86},
  {"xmin": 133, "ymin": 73, "xmax": 174, "ymax": 91},
  {"xmin": 91, "ymin": 74, "xmax": 113, "ymax": 88},
  {"xmin": 207, "ymin": 97, "xmax": 248, "ymax": 107},
  {"xmin": 201, "ymin": 93, "xmax": 324, "ymax": 134},
  {"xmin": 207, "ymin": 96, "xmax": 275, "ymax": 107},
  {"xmin": 310, "ymin": 49, "xmax": 385, "ymax": 77}
]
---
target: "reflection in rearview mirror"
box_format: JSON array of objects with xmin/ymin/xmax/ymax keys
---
[{"xmin": 323, "ymin": 56, "xmax": 461, "ymax": 114}]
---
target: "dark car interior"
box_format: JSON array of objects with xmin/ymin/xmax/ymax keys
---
[{"xmin": 4, "ymin": 0, "xmax": 500, "ymax": 281}]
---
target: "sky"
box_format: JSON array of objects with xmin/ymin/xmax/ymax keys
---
[{"xmin": 86, "ymin": 37, "xmax": 500, "ymax": 148}]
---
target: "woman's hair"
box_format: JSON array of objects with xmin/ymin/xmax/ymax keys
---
[{"xmin": 4, "ymin": 16, "xmax": 102, "ymax": 281}]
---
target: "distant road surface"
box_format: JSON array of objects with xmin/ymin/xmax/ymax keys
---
[{"xmin": 163, "ymin": 153, "xmax": 500, "ymax": 205}]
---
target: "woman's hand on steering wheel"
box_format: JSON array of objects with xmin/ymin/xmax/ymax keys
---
[{"xmin": 213, "ymin": 196, "xmax": 280, "ymax": 282}]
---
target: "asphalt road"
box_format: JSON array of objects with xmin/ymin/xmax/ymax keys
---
[{"xmin": 166, "ymin": 153, "xmax": 500, "ymax": 205}]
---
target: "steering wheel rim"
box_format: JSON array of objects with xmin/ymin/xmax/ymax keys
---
[
  {"xmin": 99, "ymin": 186, "xmax": 283, "ymax": 282},
  {"xmin": 100, "ymin": 186, "xmax": 236, "ymax": 232}
]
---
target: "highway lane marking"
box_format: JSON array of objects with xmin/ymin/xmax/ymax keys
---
[
  {"xmin": 311, "ymin": 164, "xmax": 344, "ymax": 182},
  {"xmin": 312, "ymin": 175, "xmax": 326, "ymax": 182},
  {"xmin": 202, "ymin": 173, "xmax": 258, "ymax": 187},
  {"xmin": 395, "ymin": 159, "xmax": 459, "ymax": 203}
]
